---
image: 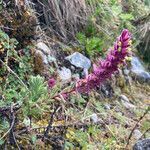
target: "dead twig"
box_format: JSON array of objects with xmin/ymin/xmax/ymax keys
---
[
  {"xmin": 139, "ymin": 127, "xmax": 150, "ymax": 140},
  {"xmin": 9, "ymin": 105, "xmax": 20, "ymax": 150},
  {"xmin": 34, "ymin": 0, "xmax": 87, "ymax": 41},
  {"xmin": 0, "ymin": 59, "xmax": 29, "ymax": 91},
  {"xmin": 43, "ymin": 105, "xmax": 60, "ymax": 139},
  {"xmin": 126, "ymin": 106, "xmax": 150, "ymax": 148},
  {"xmin": 0, "ymin": 103, "xmax": 21, "ymax": 113},
  {"xmin": 0, "ymin": 104, "xmax": 15, "ymax": 141}
]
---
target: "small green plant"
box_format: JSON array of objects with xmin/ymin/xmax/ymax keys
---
[
  {"xmin": 22, "ymin": 75, "xmax": 49, "ymax": 117},
  {"xmin": 77, "ymin": 32, "xmax": 104, "ymax": 56},
  {"xmin": 28, "ymin": 75, "xmax": 47, "ymax": 102},
  {"xmin": 0, "ymin": 29, "xmax": 34, "ymax": 105},
  {"xmin": 0, "ymin": 1, "xmax": 149, "ymax": 148}
]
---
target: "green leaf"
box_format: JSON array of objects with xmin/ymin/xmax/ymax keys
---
[
  {"xmin": 112, "ymin": 5, "xmax": 122, "ymax": 16},
  {"xmin": 31, "ymin": 134, "xmax": 37, "ymax": 144},
  {"xmin": 145, "ymin": 0, "xmax": 150, "ymax": 6},
  {"xmin": 76, "ymin": 32, "xmax": 86, "ymax": 44},
  {"xmin": 64, "ymin": 141, "xmax": 74, "ymax": 150},
  {"xmin": 23, "ymin": 117, "xmax": 31, "ymax": 126},
  {"xmin": 86, "ymin": 37, "xmax": 103, "ymax": 55},
  {"xmin": 0, "ymin": 139, "xmax": 4, "ymax": 145},
  {"xmin": 119, "ymin": 13, "xmax": 134, "ymax": 20}
]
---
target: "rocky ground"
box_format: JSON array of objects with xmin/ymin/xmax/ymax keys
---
[
  {"xmin": 0, "ymin": 1, "xmax": 149, "ymax": 149},
  {"xmin": 29, "ymin": 40, "xmax": 150, "ymax": 149}
]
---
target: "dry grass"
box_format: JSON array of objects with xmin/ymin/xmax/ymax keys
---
[
  {"xmin": 136, "ymin": 14, "xmax": 150, "ymax": 64},
  {"xmin": 31, "ymin": 0, "xmax": 87, "ymax": 42}
]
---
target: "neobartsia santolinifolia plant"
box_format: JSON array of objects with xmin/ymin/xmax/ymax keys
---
[
  {"xmin": 51, "ymin": 29, "xmax": 132, "ymax": 99},
  {"xmin": 76, "ymin": 29, "xmax": 132, "ymax": 93}
]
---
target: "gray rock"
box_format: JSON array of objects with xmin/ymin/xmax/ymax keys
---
[
  {"xmin": 123, "ymin": 68, "xmax": 130, "ymax": 75},
  {"xmin": 119, "ymin": 95, "xmax": 135, "ymax": 109},
  {"xmin": 101, "ymin": 84, "xmax": 113, "ymax": 97},
  {"xmin": 65, "ymin": 52, "xmax": 91, "ymax": 70},
  {"xmin": 138, "ymin": 72, "xmax": 150, "ymax": 81},
  {"xmin": 70, "ymin": 65, "xmax": 76, "ymax": 71},
  {"xmin": 47, "ymin": 55, "xmax": 56, "ymax": 63},
  {"xmin": 115, "ymin": 107, "xmax": 121, "ymax": 112},
  {"xmin": 104, "ymin": 104, "xmax": 111, "ymax": 110},
  {"xmin": 125, "ymin": 76, "xmax": 132, "ymax": 85},
  {"xmin": 121, "ymin": 100, "xmax": 135, "ymax": 109},
  {"xmin": 36, "ymin": 42, "xmax": 51, "ymax": 55},
  {"xmin": 131, "ymin": 57, "xmax": 145, "ymax": 72},
  {"xmin": 72, "ymin": 74, "xmax": 80, "ymax": 80},
  {"xmin": 119, "ymin": 95, "xmax": 130, "ymax": 102},
  {"xmin": 82, "ymin": 68, "xmax": 89, "ymax": 78},
  {"xmin": 133, "ymin": 138, "xmax": 150, "ymax": 150},
  {"xmin": 58, "ymin": 67, "xmax": 72, "ymax": 82},
  {"xmin": 133, "ymin": 129, "xmax": 142, "ymax": 140},
  {"xmin": 90, "ymin": 113, "xmax": 98, "ymax": 123},
  {"xmin": 131, "ymin": 57, "xmax": 150, "ymax": 83}
]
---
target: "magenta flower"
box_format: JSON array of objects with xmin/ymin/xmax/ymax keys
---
[
  {"xmin": 48, "ymin": 78, "xmax": 56, "ymax": 89},
  {"xmin": 76, "ymin": 29, "xmax": 132, "ymax": 93}
]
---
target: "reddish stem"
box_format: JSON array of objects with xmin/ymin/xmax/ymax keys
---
[{"xmin": 52, "ymin": 88, "xmax": 76, "ymax": 100}]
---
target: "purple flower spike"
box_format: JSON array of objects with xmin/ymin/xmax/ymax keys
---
[
  {"xmin": 48, "ymin": 78, "xmax": 56, "ymax": 89},
  {"xmin": 76, "ymin": 29, "xmax": 132, "ymax": 93}
]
